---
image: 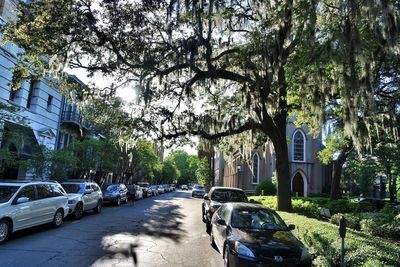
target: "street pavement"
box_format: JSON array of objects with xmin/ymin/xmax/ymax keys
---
[{"xmin": 0, "ymin": 190, "xmax": 224, "ymax": 267}]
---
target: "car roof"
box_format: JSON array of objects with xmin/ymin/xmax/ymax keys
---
[
  {"xmin": 0, "ymin": 180, "xmax": 59, "ymax": 186},
  {"xmin": 224, "ymin": 202, "xmax": 273, "ymax": 211},
  {"xmin": 210, "ymin": 186, "xmax": 245, "ymax": 192}
]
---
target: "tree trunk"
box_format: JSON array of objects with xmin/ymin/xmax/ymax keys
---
[
  {"xmin": 274, "ymin": 143, "xmax": 292, "ymax": 211},
  {"xmin": 330, "ymin": 140, "xmax": 353, "ymax": 200},
  {"xmin": 330, "ymin": 150, "xmax": 347, "ymax": 200}
]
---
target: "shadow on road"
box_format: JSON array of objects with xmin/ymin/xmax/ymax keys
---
[{"xmin": 90, "ymin": 196, "xmax": 188, "ymax": 266}]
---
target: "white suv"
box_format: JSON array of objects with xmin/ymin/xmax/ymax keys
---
[
  {"xmin": 0, "ymin": 180, "xmax": 69, "ymax": 244},
  {"xmin": 61, "ymin": 181, "xmax": 103, "ymax": 219}
]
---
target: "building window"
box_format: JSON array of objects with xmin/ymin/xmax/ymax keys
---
[
  {"xmin": 9, "ymin": 89, "xmax": 19, "ymax": 101},
  {"xmin": 27, "ymin": 79, "xmax": 38, "ymax": 109},
  {"xmin": 293, "ymin": 130, "xmax": 306, "ymax": 162},
  {"xmin": 47, "ymin": 95, "xmax": 53, "ymax": 111},
  {"xmin": 252, "ymin": 153, "xmax": 259, "ymax": 184}
]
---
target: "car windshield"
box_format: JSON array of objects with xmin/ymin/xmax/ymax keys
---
[
  {"xmin": 231, "ymin": 209, "xmax": 288, "ymax": 231},
  {"xmin": 102, "ymin": 185, "xmax": 119, "ymax": 192},
  {"xmin": 0, "ymin": 185, "xmax": 20, "ymax": 203},
  {"xmin": 211, "ymin": 189, "xmax": 247, "ymax": 202},
  {"xmin": 62, "ymin": 183, "xmax": 84, "ymax": 194},
  {"xmin": 194, "ymin": 186, "xmax": 204, "ymax": 190}
]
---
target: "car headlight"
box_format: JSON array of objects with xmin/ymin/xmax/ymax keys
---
[
  {"xmin": 235, "ymin": 242, "xmax": 255, "ymax": 259},
  {"xmin": 300, "ymin": 247, "xmax": 311, "ymax": 261},
  {"xmin": 68, "ymin": 199, "xmax": 78, "ymax": 204}
]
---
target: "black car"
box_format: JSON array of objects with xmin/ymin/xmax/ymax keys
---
[
  {"xmin": 101, "ymin": 184, "xmax": 128, "ymax": 206},
  {"xmin": 202, "ymin": 186, "xmax": 248, "ymax": 233},
  {"xmin": 210, "ymin": 203, "xmax": 312, "ymax": 267}
]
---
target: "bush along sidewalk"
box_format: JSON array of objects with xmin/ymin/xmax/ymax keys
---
[{"xmin": 278, "ymin": 212, "xmax": 400, "ymax": 267}]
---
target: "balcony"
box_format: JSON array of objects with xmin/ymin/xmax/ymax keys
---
[{"xmin": 61, "ymin": 111, "xmax": 90, "ymax": 130}]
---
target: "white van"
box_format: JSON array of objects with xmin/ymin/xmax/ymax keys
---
[{"xmin": 0, "ymin": 180, "xmax": 69, "ymax": 244}]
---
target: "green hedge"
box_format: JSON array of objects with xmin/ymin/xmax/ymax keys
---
[
  {"xmin": 279, "ymin": 212, "xmax": 400, "ymax": 266},
  {"xmin": 255, "ymin": 180, "xmax": 276, "ymax": 196},
  {"xmin": 249, "ymin": 196, "xmax": 358, "ymax": 219}
]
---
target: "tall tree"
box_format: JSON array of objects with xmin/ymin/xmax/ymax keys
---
[{"xmin": 4, "ymin": 0, "xmax": 399, "ymax": 210}]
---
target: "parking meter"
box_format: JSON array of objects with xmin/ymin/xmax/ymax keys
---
[
  {"xmin": 339, "ymin": 216, "xmax": 347, "ymax": 238},
  {"xmin": 339, "ymin": 216, "xmax": 347, "ymax": 267}
]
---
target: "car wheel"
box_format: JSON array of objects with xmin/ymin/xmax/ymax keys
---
[
  {"xmin": 223, "ymin": 244, "xmax": 230, "ymax": 267},
  {"xmin": 192, "ymin": 193, "xmax": 194, "ymax": 197},
  {"xmin": 116, "ymin": 197, "xmax": 121, "ymax": 206},
  {"xmin": 73, "ymin": 203, "xmax": 83, "ymax": 220},
  {"xmin": 210, "ymin": 226, "xmax": 216, "ymax": 246},
  {"xmin": 52, "ymin": 209, "xmax": 64, "ymax": 228},
  {"xmin": 202, "ymin": 206, "xmax": 206, "ymax": 223},
  {"xmin": 94, "ymin": 200, "xmax": 102, "ymax": 213},
  {"xmin": 0, "ymin": 219, "xmax": 11, "ymax": 245}
]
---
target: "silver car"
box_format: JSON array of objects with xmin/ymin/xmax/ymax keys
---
[
  {"xmin": 62, "ymin": 181, "xmax": 103, "ymax": 219},
  {"xmin": 0, "ymin": 180, "xmax": 69, "ymax": 244}
]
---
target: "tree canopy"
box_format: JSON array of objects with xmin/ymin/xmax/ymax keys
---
[{"xmin": 3, "ymin": 0, "xmax": 399, "ymax": 210}]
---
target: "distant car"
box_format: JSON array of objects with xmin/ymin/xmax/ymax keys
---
[
  {"xmin": 192, "ymin": 185, "xmax": 205, "ymax": 198},
  {"xmin": 202, "ymin": 186, "xmax": 248, "ymax": 233},
  {"xmin": 181, "ymin": 185, "xmax": 188, "ymax": 190},
  {"xmin": 0, "ymin": 180, "xmax": 69, "ymax": 244},
  {"xmin": 157, "ymin": 185, "xmax": 165, "ymax": 194},
  {"xmin": 151, "ymin": 185, "xmax": 159, "ymax": 196},
  {"xmin": 126, "ymin": 185, "xmax": 143, "ymax": 201},
  {"xmin": 62, "ymin": 181, "xmax": 103, "ymax": 219},
  {"xmin": 210, "ymin": 203, "xmax": 312, "ymax": 267},
  {"xmin": 353, "ymin": 197, "xmax": 385, "ymax": 210},
  {"xmin": 141, "ymin": 186, "xmax": 152, "ymax": 198},
  {"xmin": 101, "ymin": 184, "xmax": 128, "ymax": 205}
]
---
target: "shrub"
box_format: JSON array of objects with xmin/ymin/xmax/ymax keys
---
[
  {"xmin": 292, "ymin": 199, "xmax": 321, "ymax": 219},
  {"xmin": 330, "ymin": 213, "xmax": 361, "ymax": 230},
  {"xmin": 255, "ymin": 180, "xmax": 276, "ymax": 196},
  {"xmin": 249, "ymin": 196, "xmax": 277, "ymax": 209}
]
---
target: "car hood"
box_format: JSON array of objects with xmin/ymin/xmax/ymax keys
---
[
  {"xmin": 230, "ymin": 228, "xmax": 303, "ymax": 258},
  {"xmin": 67, "ymin": 193, "xmax": 82, "ymax": 200}
]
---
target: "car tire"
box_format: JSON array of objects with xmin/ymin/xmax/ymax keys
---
[
  {"xmin": 223, "ymin": 244, "xmax": 230, "ymax": 267},
  {"xmin": 94, "ymin": 200, "xmax": 102, "ymax": 213},
  {"xmin": 52, "ymin": 209, "xmax": 64, "ymax": 228},
  {"xmin": 0, "ymin": 219, "xmax": 11, "ymax": 245},
  {"xmin": 116, "ymin": 197, "xmax": 121, "ymax": 206},
  {"xmin": 210, "ymin": 227, "xmax": 216, "ymax": 246},
  {"xmin": 202, "ymin": 206, "xmax": 206, "ymax": 223},
  {"xmin": 192, "ymin": 193, "xmax": 194, "ymax": 197},
  {"xmin": 73, "ymin": 203, "xmax": 83, "ymax": 220}
]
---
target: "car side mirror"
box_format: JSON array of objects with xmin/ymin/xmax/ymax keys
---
[
  {"xmin": 217, "ymin": 219, "xmax": 226, "ymax": 225},
  {"xmin": 288, "ymin": 224, "xmax": 295, "ymax": 230},
  {"xmin": 16, "ymin": 197, "xmax": 29, "ymax": 204},
  {"xmin": 203, "ymin": 194, "xmax": 209, "ymax": 200}
]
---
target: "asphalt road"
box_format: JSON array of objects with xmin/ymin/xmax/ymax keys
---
[{"xmin": 0, "ymin": 190, "xmax": 224, "ymax": 267}]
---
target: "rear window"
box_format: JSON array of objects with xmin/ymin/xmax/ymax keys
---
[
  {"xmin": 63, "ymin": 183, "xmax": 84, "ymax": 194},
  {"xmin": 0, "ymin": 185, "xmax": 20, "ymax": 203},
  {"xmin": 211, "ymin": 189, "xmax": 247, "ymax": 202},
  {"xmin": 194, "ymin": 185, "xmax": 204, "ymax": 190}
]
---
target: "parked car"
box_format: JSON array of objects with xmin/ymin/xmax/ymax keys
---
[
  {"xmin": 210, "ymin": 203, "xmax": 312, "ymax": 267},
  {"xmin": 0, "ymin": 180, "xmax": 69, "ymax": 244},
  {"xmin": 61, "ymin": 180, "xmax": 103, "ymax": 219},
  {"xmin": 141, "ymin": 186, "xmax": 153, "ymax": 198},
  {"xmin": 353, "ymin": 197, "xmax": 385, "ymax": 210},
  {"xmin": 126, "ymin": 185, "xmax": 143, "ymax": 201},
  {"xmin": 158, "ymin": 185, "xmax": 165, "ymax": 194},
  {"xmin": 151, "ymin": 185, "xmax": 159, "ymax": 196},
  {"xmin": 202, "ymin": 186, "xmax": 248, "ymax": 233},
  {"xmin": 181, "ymin": 184, "xmax": 188, "ymax": 190},
  {"xmin": 101, "ymin": 184, "xmax": 128, "ymax": 205},
  {"xmin": 192, "ymin": 185, "xmax": 205, "ymax": 198}
]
